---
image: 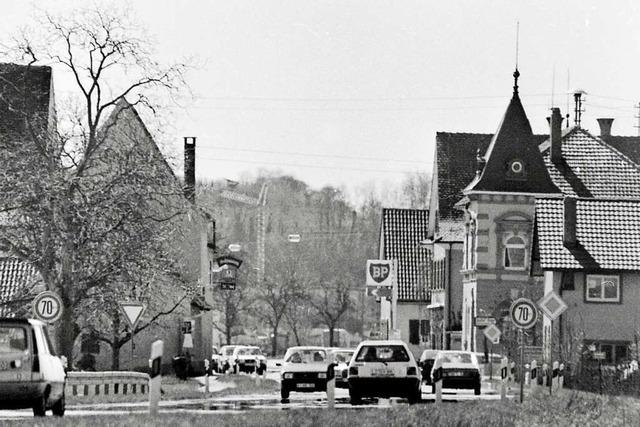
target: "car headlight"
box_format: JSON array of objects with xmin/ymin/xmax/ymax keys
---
[
  {"xmin": 318, "ymin": 372, "xmax": 327, "ymax": 379},
  {"xmin": 283, "ymin": 373, "xmax": 293, "ymax": 379}
]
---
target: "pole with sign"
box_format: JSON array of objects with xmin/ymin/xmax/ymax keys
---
[
  {"xmin": 32, "ymin": 291, "xmax": 64, "ymax": 324},
  {"xmin": 537, "ymin": 291, "xmax": 568, "ymax": 395},
  {"xmin": 509, "ymin": 298, "xmax": 538, "ymax": 403},
  {"xmin": 119, "ymin": 301, "xmax": 146, "ymax": 370}
]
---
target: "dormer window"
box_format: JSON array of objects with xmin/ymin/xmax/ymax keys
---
[
  {"xmin": 504, "ymin": 235, "xmax": 526, "ymax": 270},
  {"xmin": 506, "ymin": 158, "xmax": 527, "ymax": 181}
]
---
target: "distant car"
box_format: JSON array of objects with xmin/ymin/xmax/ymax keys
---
[
  {"xmin": 328, "ymin": 348, "xmax": 355, "ymax": 389},
  {"xmin": 419, "ymin": 349, "xmax": 439, "ymax": 385},
  {"xmin": 230, "ymin": 346, "xmax": 267, "ymax": 374},
  {"xmin": 210, "ymin": 346, "xmax": 222, "ymax": 373},
  {"xmin": 219, "ymin": 345, "xmax": 241, "ymax": 373},
  {"xmin": 347, "ymin": 340, "xmax": 421, "ymax": 404},
  {"xmin": 0, "ymin": 318, "xmax": 66, "ymax": 417},
  {"xmin": 431, "ymin": 350, "xmax": 481, "ymax": 395},
  {"xmin": 280, "ymin": 346, "xmax": 331, "ymax": 401}
]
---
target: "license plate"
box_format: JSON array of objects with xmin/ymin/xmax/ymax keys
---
[
  {"xmin": 448, "ymin": 371, "xmax": 464, "ymax": 377},
  {"xmin": 372, "ymin": 369, "xmax": 394, "ymax": 377},
  {"xmin": 297, "ymin": 383, "xmax": 315, "ymax": 388}
]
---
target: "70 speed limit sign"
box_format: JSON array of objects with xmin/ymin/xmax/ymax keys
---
[
  {"xmin": 32, "ymin": 291, "xmax": 63, "ymax": 323},
  {"xmin": 509, "ymin": 298, "xmax": 538, "ymax": 329}
]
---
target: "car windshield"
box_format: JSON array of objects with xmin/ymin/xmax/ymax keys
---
[
  {"xmin": 355, "ymin": 345, "xmax": 410, "ymax": 363},
  {"xmin": 438, "ymin": 352, "xmax": 474, "ymax": 365},
  {"xmin": 223, "ymin": 347, "xmax": 236, "ymax": 356},
  {"xmin": 333, "ymin": 351, "xmax": 354, "ymax": 363},
  {"xmin": 0, "ymin": 327, "xmax": 27, "ymax": 354},
  {"xmin": 286, "ymin": 349, "xmax": 327, "ymax": 363},
  {"xmin": 239, "ymin": 348, "xmax": 262, "ymax": 356}
]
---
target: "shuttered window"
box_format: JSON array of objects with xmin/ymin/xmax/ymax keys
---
[{"xmin": 409, "ymin": 319, "xmax": 420, "ymax": 344}]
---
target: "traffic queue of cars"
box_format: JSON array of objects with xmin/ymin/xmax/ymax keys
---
[
  {"xmin": 211, "ymin": 345, "xmax": 267, "ymax": 375},
  {"xmin": 277, "ymin": 341, "xmax": 483, "ymax": 404}
]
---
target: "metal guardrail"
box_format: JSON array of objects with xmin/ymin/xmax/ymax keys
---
[{"xmin": 66, "ymin": 371, "xmax": 150, "ymax": 397}]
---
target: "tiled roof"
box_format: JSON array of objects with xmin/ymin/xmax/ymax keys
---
[
  {"xmin": 435, "ymin": 133, "xmax": 548, "ymax": 220},
  {"xmin": 381, "ymin": 208, "xmax": 430, "ymax": 302},
  {"xmin": 0, "ymin": 258, "xmax": 42, "ymax": 317},
  {"xmin": 0, "ymin": 63, "xmax": 52, "ymax": 137},
  {"xmin": 541, "ymin": 128, "xmax": 640, "ymax": 198},
  {"xmin": 535, "ymin": 199, "xmax": 640, "ymax": 270},
  {"xmin": 600, "ymin": 136, "xmax": 640, "ymax": 166}
]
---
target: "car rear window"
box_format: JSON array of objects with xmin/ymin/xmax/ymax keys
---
[
  {"xmin": 239, "ymin": 348, "xmax": 262, "ymax": 355},
  {"xmin": 0, "ymin": 327, "xmax": 27, "ymax": 354},
  {"xmin": 333, "ymin": 351, "xmax": 354, "ymax": 363},
  {"xmin": 286, "ymin": 349, "xmax": 327, "ymax": 363},
  {"xmin": 355, "ymin": 345, "xmax": 410, "ymax": 363},
  {"xmin": 223, "ymin": 347, "xmax": 236, "ymax": 356},
  {"xmin": 438, "ymin": 353, "xmax": 474, "ymax": 365}
]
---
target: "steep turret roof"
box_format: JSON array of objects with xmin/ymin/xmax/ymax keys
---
[{"xmin": 465, "ymin": 70, "xmax": 561, "ymax": 195}]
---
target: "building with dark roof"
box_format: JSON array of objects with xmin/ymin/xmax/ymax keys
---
[
  {"xmin": 378, "ymin": 208, "xmax": 431, "ymax": 355},
  {"xmin": 425, "ymin": 69, "xmax": 640, "ymax": 359}
]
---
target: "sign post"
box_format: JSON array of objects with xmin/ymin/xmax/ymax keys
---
[
  {"xmin": 500, "ymin": 356, "xmax": 508, "ymax": 401},
  {"xmin": 510, "ymin": 298, "xmax": 538, "ymax": 403},
  {"xmin": 537, "ymin": 291, "xmax": 568, "ymax": 396},
  {"xmin": 149, "ymin": 340, "xmax": 163, "ymax": 416},
  {"xmin": 32, "ymin": 291, "xmax": 64, "ymax": 324},
  {"xmin": 119, "ymin": 301, "xmax": 146, "ymax": 370}
]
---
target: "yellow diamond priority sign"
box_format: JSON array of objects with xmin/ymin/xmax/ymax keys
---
[{"xmin": 537, "ymin": 291, "xmax": 568, "ymax": 321}]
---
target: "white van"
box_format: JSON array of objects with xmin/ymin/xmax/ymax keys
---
[{"xmin": 0, "ymin": 318, "xmax": 67, "ymax": 416}]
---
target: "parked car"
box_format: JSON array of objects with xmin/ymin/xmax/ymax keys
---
[
  {"xmin": 230, "ymin": 346, "xmax": 267, "ymax": 374},
  {"xmin": 431, "ymin": 350, "xmax": 481, "ymax": 395},
  {"xmin": 328, "ymin": 348, "xmax": 355, "ymax": 389},
  {"xmin": 211, "ymin": 346, "xmax": 222, "ymax": 373},
  {"xmin": 0, "ymin": 318, "xmax": 66, "ymax": 417},
  {"xmin": 347, "ymin": 340, "xmax": 421, "ymax": 404},
  {"xmin": 280, "ymin": 346, "xmax": 331, "ymax": 400},
  {"xmin": 419, "ymin": 349, "xmax": 439, "ymax": 385},
  {"xmin": 219, "ymin": 345, "xmax": 241, "ymax": 373}
]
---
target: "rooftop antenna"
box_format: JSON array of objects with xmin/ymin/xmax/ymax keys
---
[
  {"xmin": 571, "ymin": 89, "xmax": 587, "ymax": 127},
  {"xmin": 565, "ymin": 69, "xmax": 571, "ymax": 127},
  {"xmin": 551, "ymin": 65, "xmax": 556, "ymax": 108},
  {"xmin": 513, "ymin": 21, "xmax": 520, "ymax": 95}
]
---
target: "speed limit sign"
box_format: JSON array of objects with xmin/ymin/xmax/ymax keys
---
[
  {"xmin": 32, "ymin": 291, "xmax": 63, "ymax": 323},
  {"xmin": 509, "ymin": 298, "xmax": 538, "ymax": 329}
]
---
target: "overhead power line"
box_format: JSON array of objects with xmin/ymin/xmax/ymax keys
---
[
  {"xmin": 197, "ymin": 145, "xmax": 426, "ymax": 165},
  {"xmin": 196, "ymin": 155, "xmax": 423, "ymax": 175}
]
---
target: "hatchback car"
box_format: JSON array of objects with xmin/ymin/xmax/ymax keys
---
[
  {"xmin": 419, "ymin": 349, "xmax": 439, "ymax": 385},
  {"xmin": 0, "ymin": 318, "xmax": 66, "ymax": 417},
  {"xmin": 280, "ymin": 346, "xmax": 330, "ymax": 400},
  {"xmin": 431, "ymin": 350, "xmax": 481, "ymax": 395},
  {"xmin": 230, "ymin": 346, "xmax": 267, "ymax": 374},
  {"xmin": 328, "ymin": 348, "xmax": 355, "ymax": 389},
  {"xmin": 347, "ymin": 340, "xmax": 421, "ymax": 404}
]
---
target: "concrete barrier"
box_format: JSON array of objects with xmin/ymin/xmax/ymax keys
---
[{"xmin": 66, "ymin": 371, "xmax": 150, "ymax": 398}]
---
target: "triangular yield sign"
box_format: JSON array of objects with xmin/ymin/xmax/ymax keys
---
[{"xmin": 119, "ymin": 302, "xmax": 146, "ymax": 330}]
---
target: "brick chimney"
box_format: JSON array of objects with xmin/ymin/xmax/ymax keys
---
[
  {"xmin": 549, "ymin": 108, "xmax": 563, "ymax": 164},
  {"xmin": 563, "ymin": 197, "xmax": 577, "ymax": 248},
  {"xmin": 184, "ymin": 137, "xmax": 196, "ymax": 203},
  {"xmin": 596, "ymin": 118, "xmax": 614, "ymax": 138}
]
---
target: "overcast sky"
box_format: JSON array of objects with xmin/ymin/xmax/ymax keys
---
[{"xmin": 3, "ymin": 1, "xmax": 640, "ymax": 197}]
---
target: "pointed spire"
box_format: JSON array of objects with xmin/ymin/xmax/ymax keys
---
[{"xmin": 513, "ymin": 68, "xmax": 520, "ymax": 95}]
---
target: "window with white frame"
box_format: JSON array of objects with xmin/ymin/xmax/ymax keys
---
[
  {"xmin": 503, "ymin": 235, "xmax": 526, "ymax": 270},
  {"xmin": 586, "ymin": 275, "xmax": 621, "ymax": 303}
]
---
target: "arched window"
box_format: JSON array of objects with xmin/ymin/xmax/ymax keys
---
[{"xmin": 504, "ymin": 235, "xmax": 526, "ymax": 270}]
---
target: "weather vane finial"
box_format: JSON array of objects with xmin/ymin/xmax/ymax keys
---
[{"xmin": 513, "ymin": 21, "xmax": 520, "ymax": 95}]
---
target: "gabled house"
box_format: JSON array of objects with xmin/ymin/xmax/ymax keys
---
[
  {"xmin": 378, "ymin": 208, "xmax": 431, "ymax": 356},
  {"xmin": 426, "ymin": 68, "xmax": 640, "ymax": 361}
]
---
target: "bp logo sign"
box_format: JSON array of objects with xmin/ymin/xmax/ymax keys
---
[{"xmin": 366, "ymin": 260, "xmax": 394, "ymax": 287}]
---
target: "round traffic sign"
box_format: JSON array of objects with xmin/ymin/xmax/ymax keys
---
[
  {"xmin": 32, "ymin": 291, "xmax": 63, "ymax": 323},
  {"xmin": 509, "ymin": 298, "xmax": 538, "ymax": 329}
]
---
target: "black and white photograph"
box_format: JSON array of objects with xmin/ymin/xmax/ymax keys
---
[{"xmin": 1, "ymin": 1, "xmax": 640, "ymax": 425}]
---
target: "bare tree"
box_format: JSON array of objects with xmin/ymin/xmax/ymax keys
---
[
  {"xmin": 308, "ymin": 280, "xmax": 353, "ymax": 347},
  {"xmin": 0, "ymin": 6, "xmax": 191, "ymax": 363},
  {"xmin": 210, "ymin": 268, "xmax": 253, "ymax": 346}
]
